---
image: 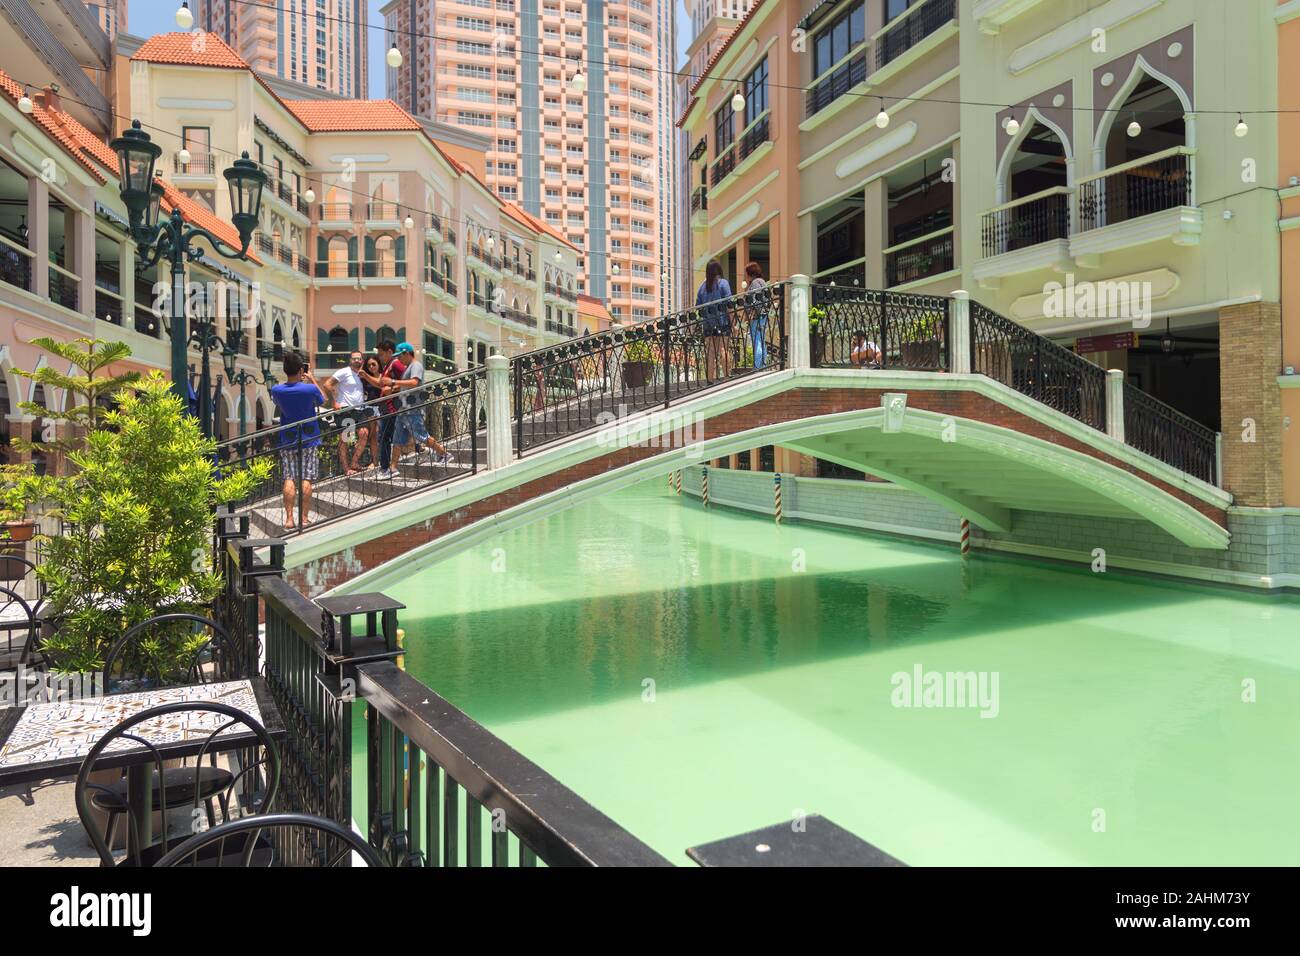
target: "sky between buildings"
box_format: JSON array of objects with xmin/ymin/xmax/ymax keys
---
[{"xmin": 127, "ymin": 0, "xmax": 694, "ymax": 96}]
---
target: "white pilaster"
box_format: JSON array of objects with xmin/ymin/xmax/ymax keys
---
[
  {"xmin": 950, "ymin": 289, "xmax": 971, "ymax": 374},
  {"xmin": 789, "ymin": 274, "xmax": 810, "ymax": 369},
  {"xmin": 1105, "ymin": 369, "xmax": 1125, "ymax": 442},
  {"xmin": 486, "ymin": 353, "xmax": 511, "ymax": 469}
]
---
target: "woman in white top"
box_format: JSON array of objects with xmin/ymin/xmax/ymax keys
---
[{"xmin": 324, "ymin": 350, "xmax": 373, "ymax": 474}]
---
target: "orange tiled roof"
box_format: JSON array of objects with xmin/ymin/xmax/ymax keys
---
[
  {"xmin": 500, "ymin": 201, "xmax": 578, "ymax": 251},
  {"xmin": 280, "ymin": 99, "xmax": 424, "ymax": 132},
  {"xmin": 131, "ymin": 32, "xmax": 250, "ymax": 69},
  {"xmin": 0, "ymin": 71, "xmax": 110, "ymax": 183},
  {"xmin": 158, "ymin": 180, "xmax": 263, "ymax": 266},
  {"xmin": 690, "ymin": 0, "xmax": 770, "ymax": 95},
  {"xmin": 577, "ymin": 294, "xmax": 610, "ymax": 321}
]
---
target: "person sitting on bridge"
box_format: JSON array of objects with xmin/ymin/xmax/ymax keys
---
[
  {"xmin": 850, "ymin": 330, "xmax": 882, "ymax": 369},
  {"xmin": 270, "ymin": 351, "xmax": 325, "ymax": 530},
  {"xmin": 389, "ymin": 342, "xmax": 453, "ymax": 469}
]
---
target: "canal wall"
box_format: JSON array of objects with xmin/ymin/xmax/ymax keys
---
[{"xmin": 678, "ymin": 466, "xmax": 1300, "ymax": 590}]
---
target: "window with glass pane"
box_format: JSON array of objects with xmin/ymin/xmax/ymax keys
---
[
  {"xmin": 714, "ymin": 105, "xmax": 734, "ymax": 154},
  {"xmin": 813, "ymin": 1, "xmax": 866, "ymax": 78},
  {"xmin": 744, "ymin": 57, "xmax": 768, "ymax": 125},
  {"xmin": 885, "ymin": 0, "xmax": 914, "ymax": 22}
]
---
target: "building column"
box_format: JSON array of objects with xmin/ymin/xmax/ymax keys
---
[
  {"xmin": 121, "ymin": 238, "xmax": 136, "ymax": 331},
  {"xmin": 74, "ymin": 206, "xmax": 96, "ymax": 318},
  {"xmin": 28, "ymin": 177, "xmax": 49, "ymax": 300},
  {"xmin": 1219, "ymin": 301, "xmax": 1284, "ymax": 505}
]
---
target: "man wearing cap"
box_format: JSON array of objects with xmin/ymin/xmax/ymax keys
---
[{"xmin": 389, "ymin": 342, "xmax": 453, "ymax": 469}]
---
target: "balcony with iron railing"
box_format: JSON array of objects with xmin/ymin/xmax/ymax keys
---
[
  {"xmin": 690, "ymin": 185, "xmax": 708, "ymax": 222},
  {"xmin": 980, "ymin": 187, "xmax": 1072, "ymax": 259},
  {"xmin": 0, "ymin": 228, "xmax": 34, "ymax": 293},
  {"xmin": 173, "ymin": 152, "xmax": 216, "ymax": 175},
  {"xmin": 367, "ymin": 201, "xmax": 400, "ymax": 222},
  {"xmin": 710, "ymin": 147, "xmax": 737, "ymax": 187},
  {"xmin": 806, "ymin": 47, "xmax": 869, "ymax": 119},
  {"xmin": 319, "ymin": 202, "xmax": 352, "ymax": 222},
  {"xmin": 48, "ymin": 259, "xmax": 79, "ymax": 311},
  {"xmin": 876, "ymin": 0, "xmax": 956, "ymax": 72},
  {"xmin": 1077, "ymin": 147, "xmax": 1194, "ymax": 234},
  {"xmin": 885, "ymin": 227, "xmax": 955, "ymax": 287}
]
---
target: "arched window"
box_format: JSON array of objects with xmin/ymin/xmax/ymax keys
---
[
  {"xmin": 993, "ymin": 118, "xmax": 1069, "ymax": 253},
  {"xmin": 327, "ymin": 235, "xmax": 350, "ymax": 278},
  {"xmin": 328, "ymin": 325, "xmax": 350, "ymax": 354}
]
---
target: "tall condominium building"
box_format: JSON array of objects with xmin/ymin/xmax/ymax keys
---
[
  {"xmin": 195, "ymin": 0, "xmax": 367, "ymax": 97},
  {"xmin": 383, "ymin": 0, "xmax": 674, "ymax": 323},
  {"xmin": 675, "ymin": 0, "xmax": 755, "ymax": 308},
  {"xmin": 90, "ymin": 0, "xmax": 127, "ymax": 39}
]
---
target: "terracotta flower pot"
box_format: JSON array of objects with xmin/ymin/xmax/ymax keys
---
[{"xmin": 2, "ymin": 521, "xmax": 35, "ymax": 543}]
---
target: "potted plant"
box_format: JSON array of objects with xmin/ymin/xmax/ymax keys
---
[
  {"xmin": 899, "ymin": 309, "xmax": 945, "ymax": 368},
  {"xmin": 622, "ymin": 338, "xmax": 656, "ymax": 389},
  {"xmin": 809, "ymin": 306, "xmax": 827, "ymax": 366},
  {"xmin": 7, "ymin": 370, "xmax": 269, "ymax": 679},
  {"xmin": 0, "ymin": 473, "xmax": 35, "ymax": 543}
]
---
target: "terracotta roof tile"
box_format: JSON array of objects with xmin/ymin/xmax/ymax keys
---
[
  {"xmin": 131, "ymin": 32, "xmax": 250, "ymax": 69},
  {"xmin": 0, "ymin": 70, "xmax": 108, "ymax": 183},
  {"xmin": 577, "ymin": 294, "xmax": 610, "ymax": 321},
  {"xmin": 280, "ymin": 99, "xmax": 423, "ymax": 132}
]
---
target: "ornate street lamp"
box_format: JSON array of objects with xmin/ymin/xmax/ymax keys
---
[
  {"xmin": 220, "ymin": 333, "xmax": 279, "ymax": 437},
  {"xmin": 110, "ymin": 120, "xmax": 266, "ymax": 436}
]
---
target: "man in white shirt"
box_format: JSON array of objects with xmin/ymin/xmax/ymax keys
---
[{"xmin": 323, "ymin": 351, "xmax": 374, "ymax": 474}]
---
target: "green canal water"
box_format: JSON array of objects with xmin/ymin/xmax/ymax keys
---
[{"xmin": 373, "ymin": 482, "xmax": 1300, "ymax": 866}]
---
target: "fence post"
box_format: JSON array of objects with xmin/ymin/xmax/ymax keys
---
[
  {"xmin": 774, "ymin": 472, "xmax": 783, "ymax": 524},
  {"xmin": 701, "ymin": 465, "xmax": 710, "ymax": 508},
  {"xmin": 1215, "ymin": 432, "xmax": 1223, "ymax": 488},
  {"xmin": 950, "ymin": 290, "xmax": 971, "ymax": 374},
  {"xmin": 788, "ymin": 275, "xmax": 811, "ymax": 369},
  {"xmin": 486, "ymin": 354, "xmax": 511, "ymax": 470},
  {"xmin": 1105, "ymin": 369, "xmax": 1125, "ymax": 442}
]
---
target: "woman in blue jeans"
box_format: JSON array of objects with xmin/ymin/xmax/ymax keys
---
[
  {"xmin": 744, "ymin": 261, "xmax": 769, "ymax": 370},
  {"xmin": 696, "ymin": 260, "xmax": 733, "ymax": 381}
]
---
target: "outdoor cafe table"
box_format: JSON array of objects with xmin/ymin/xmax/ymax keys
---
[{"xmin": 0, "ymin": 678, "xmax": 284, "ymax": 862}]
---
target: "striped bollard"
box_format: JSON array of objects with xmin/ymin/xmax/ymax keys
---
[
  {"xmin": 701, "ymin": 465, "xmax": 709, "ymax": 508},
  {"xmin": 959, "ymin": 518, "xmax": 970, "ymax": 558},
  {"xmin": 673, "ymin": 469, "xmax": 681, "ymax": 494},
  {"xmin": 774, "ymin": 472, "xmax": 783, "ymax": 524}
]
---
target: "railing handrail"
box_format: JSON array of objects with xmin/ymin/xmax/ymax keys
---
[
  {"xmin": 808, "ymin": 41, "xmax": 869, "ymax": 90},
  {"xmin": 215, "ymin": 366, "xmax": 482, "ymax": 451},
  {"xmin": 882, "ymin": 224, "xmax": 955, "ymax": 256},
  {"xmin": 982, "ymin": 185, "xmax": 1074, "ymax": 216},
  {"xmin": 355, "ymin": 661, "xmax": 673, "ymax": 867},
  {"xmin": 1075, "ymin": 145, "xmax": 1196, "ymax": 186},
  {"xmin": 0, "ymin": 230, "xmax": 34, "ymax": 258},
  {"xmin": 872, "ymin": 0, "xmax": 946, "ymax": 41}
]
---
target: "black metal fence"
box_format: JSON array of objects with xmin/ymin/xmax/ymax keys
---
[
  {"xmin": 810, "ymin": 285, "xmax": 950, "ymax": 371},
  {"xmin": 511, "ymin": 281, "xmax": 786, "ymax": 455},
  {"xmin": 215, "ymin": 370, "xmax": 482, "ymax": 538},
  {"xmin": 969, "ymin": 300, "xmax": 1107, "ymax": 429},
  {"xmin": 1078, "ymin": 151, "xmax": 1192, "ymax": 232},
  {"xmin": 877, "ymin": 0, "xmax": 956, "ymax": 70},
  {"xmin": 1123, "ymin": 382, "xmax": 1217, "ymax": 484},
  {"xmin": 981, "ymin": 189, "xmax": 1071, "ymax": 257},
  {"xmin": 215, "ymin": 533, "xmax": 671, "ymax": 867}
]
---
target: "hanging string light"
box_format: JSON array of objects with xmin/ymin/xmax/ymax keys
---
[
  {"xmin": 303, "ymin": 187, "xmax": 316, "ymax": 204},
  {"xmin": 732, "ymin": 90, "xmax": 746, "ymax": 113},
  {"xmin": 178, "ymin": 146, "xmax": 191, "ymax": 165},
  {"xmin": 875, "ymin": 97, "xmax": 890, "ymax": 129},
  {"xmin": 17, "ymin": 92, "xmax": 32, "ymax": 114},
  {"xmin": 571, "ymin": 71, "xmax": 587, "ymax": 94},
  {"xmin": 386, "ymin": 40, "xmax": 403, "ymax": 69},
  {"xmin": 1004, "ymin": 110, "xmax": 1020, "ymax": 136},
  {"xmin": 175, "ymin": 2, "xmax": 193, "ymax": 29},
  {"xmin": 1127, "ymin": 112, "xmax": 1142, "ymax": 137},
  {"xmin": 1234, "ymin": 113, "xmax": 1249, "ymax": 138}
]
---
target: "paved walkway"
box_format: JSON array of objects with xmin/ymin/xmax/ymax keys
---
[{"xmin": 0, "ymin": 779, "xmax": 98, "ymax": 866}]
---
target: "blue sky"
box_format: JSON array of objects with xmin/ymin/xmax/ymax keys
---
[{"xmin": 129, "ymin": 1, "xmax": 690, "ymax": 97}]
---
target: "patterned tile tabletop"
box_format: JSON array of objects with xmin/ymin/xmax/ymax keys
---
[{"xmin": 0, "ymin": 680, "xmax": 263, "ymax": 771}]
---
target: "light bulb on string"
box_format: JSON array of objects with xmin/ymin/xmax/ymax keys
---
[
  {"xmin": 1234, "ymin": 113, "xmax": 1249, "ymax": 138},
  {"xmin": 176, "ymin": 2, "xmax": 193, "ymax": 29},
  {"xmin": 178, "ymin": 147, "xmax": 191, "ymax": 165},
  {"xmin": 875, "ymin": 98, "xmax": 890, "ymax": 129},
  {"xmin": 17, "ymin": 94, "xmax": 32, "ymax": 114},
  {"xmin": 403, "ymin": 215, "xmax": 414, "ymax": 229},
  {"xmin": 1127, "ymin": 114, "xmax": 1141, "ymax": 137},
  {"xmin": 303, "ymin": 188, "xmax": 315, "ymax": 203},
  {"xmin": 386, "ymin": 43, "xmax": 403, "ymax": 69},
  {"xmin": 1005, "ymin": 112, "xmax": 1020, "ymax": 137},
  {"xmin": 731, "ymin": 91, "xmax": 745, "ymax": 113},
  {"xmin": 571, "ymin": 71, "xmax": 586, "ymax": 94}
]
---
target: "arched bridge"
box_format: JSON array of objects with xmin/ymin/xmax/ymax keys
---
[{"xmin": 214, "ymin": 281, "xmax": 1229, "ymax": 598}]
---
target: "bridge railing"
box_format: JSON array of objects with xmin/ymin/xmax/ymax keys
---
[
  {"xmin": 810, "ymin": 284, "xmax": 951, "ymax": 371},
  {"xmin": 510, "ymin": 281, "xmax": 787, "ymax": 455},
  {"xmin": 217, "ymin": 533, "xmax": 672, "ymax": 867},
  {"xmin": 215, "ymin": 369, "xmax": 482, "ymax": 536},
  {"xmin": 968, "ymin": 300, "xmax": 1107, "ymax": 430},
  {"xmin": 1122, "ymin": 382, "xmax": 1218, "ymax": 484}
]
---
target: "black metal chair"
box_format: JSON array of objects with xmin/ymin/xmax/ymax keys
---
[
  {"xmin": 74, "ymin": 700, "xmax": 280, "ymax": 867},
  {"xmin": 101, "ymin": 613, "xmax": 244, "ymax": 694},
  {"xmin": 154, "ymin": 812, "xmax": 384, "ymax": 868},
  {"xmin": 0, "ymin": 585, "xmax": 36, "ymax": 676}
]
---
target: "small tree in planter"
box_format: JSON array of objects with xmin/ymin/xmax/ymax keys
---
[
  {"xmin": 808, "ymin": 306, "xmax": 827, "ymax": 367},
  {"xmin": 622, "ymin": 338, "xmax": 657, "ymax": 389},
  {"xmin": 7, "ymin": 373, "xmax": 269, "ymax": 678},
  {"xmin": 898, "ymin": 309, "xmax": 946, "ymax": 368}
]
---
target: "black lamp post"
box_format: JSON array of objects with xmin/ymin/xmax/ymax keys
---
[
  {"xmin": 110, "ymin": 120, "xmax": 266, "ymax": 434},
  {"xmin": 222, "ymin": 331, "xmax": 277, "ymax": 437}
]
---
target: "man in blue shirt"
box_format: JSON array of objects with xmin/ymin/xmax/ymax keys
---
[{"xmin": 270, "ymin": 352, "xmax": 325, "ymax": 530}]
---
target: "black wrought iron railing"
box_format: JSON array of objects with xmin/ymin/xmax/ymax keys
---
[
  {"xmin": 876, "ymin": 0, "xmax": 956, "ymax": 70},
  {"xmin": 511, "ymin": 281, "xmax": 786, "ymax": 455},
  {"xmin": 969, "ymin": 300, "xmax": 1106, "ymax": 430},
  {"xmin": 0, "ymin": 235, "xmax": 32, "ymax": 292},
  {"xmin": 1078, "ymin": 150, "xmax": 1192, "ymax": 232},
  {"xmin": 1123, "ymin": 383, "xmax": 1217, "ymax": 484},
  {"xmin": 737, "ymin": 112, "xmax": 770, "ymax": 163},
  {"xmin": 710, "ymin": 147, "xmax": 737, "ymax": 187},
  {"xmin": 48, "ymin": 264, "xmax": 78, "ymax": 310},
  {"xmin": 886, "ymin": 230, "xmax": 954, "ymax": 287},
  {"xmin": 215, "ymin": 370, "xmax": 482, "ymax": 538},
  {"xmin": 691, "ymin": 185, "xmax": 708, "ymax": 214},
  {"xmin": 981, "ymin": 189, "xmax": 1071, "ymax": 258},
  {"xmin": 810, "ymin": 285, "xmax": 949, "ymax": 371},
  {"xmin": 807, "ymin": 47, "xmax": 868, "ymax": 117},
  {"xmin": 215, "ymin": 532, "xmax": 672, "ymax": 867},
  {"xmin": 94, "ymin": 289, "xmax": 123, "ymax": 326}
]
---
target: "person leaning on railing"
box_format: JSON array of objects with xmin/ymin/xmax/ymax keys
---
[
  {"xmin": 696, "ymin": 260, "xmax": 733, "ymax": 381},
  {"xmin": 744, "ymin": 261, "xmax": 768, "ymax": 370},
  {"xmin": 323, "ymin": 350, "xmax": 375, "ymax": 476}
]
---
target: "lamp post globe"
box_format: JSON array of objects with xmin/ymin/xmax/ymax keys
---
[
  {"xmin": 110, "ymin": 120, "xmax": 163, "ymax": 232},
  {"xmin": 223, "ymin": 151, "xmax": 267, "ymax": 251}
]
